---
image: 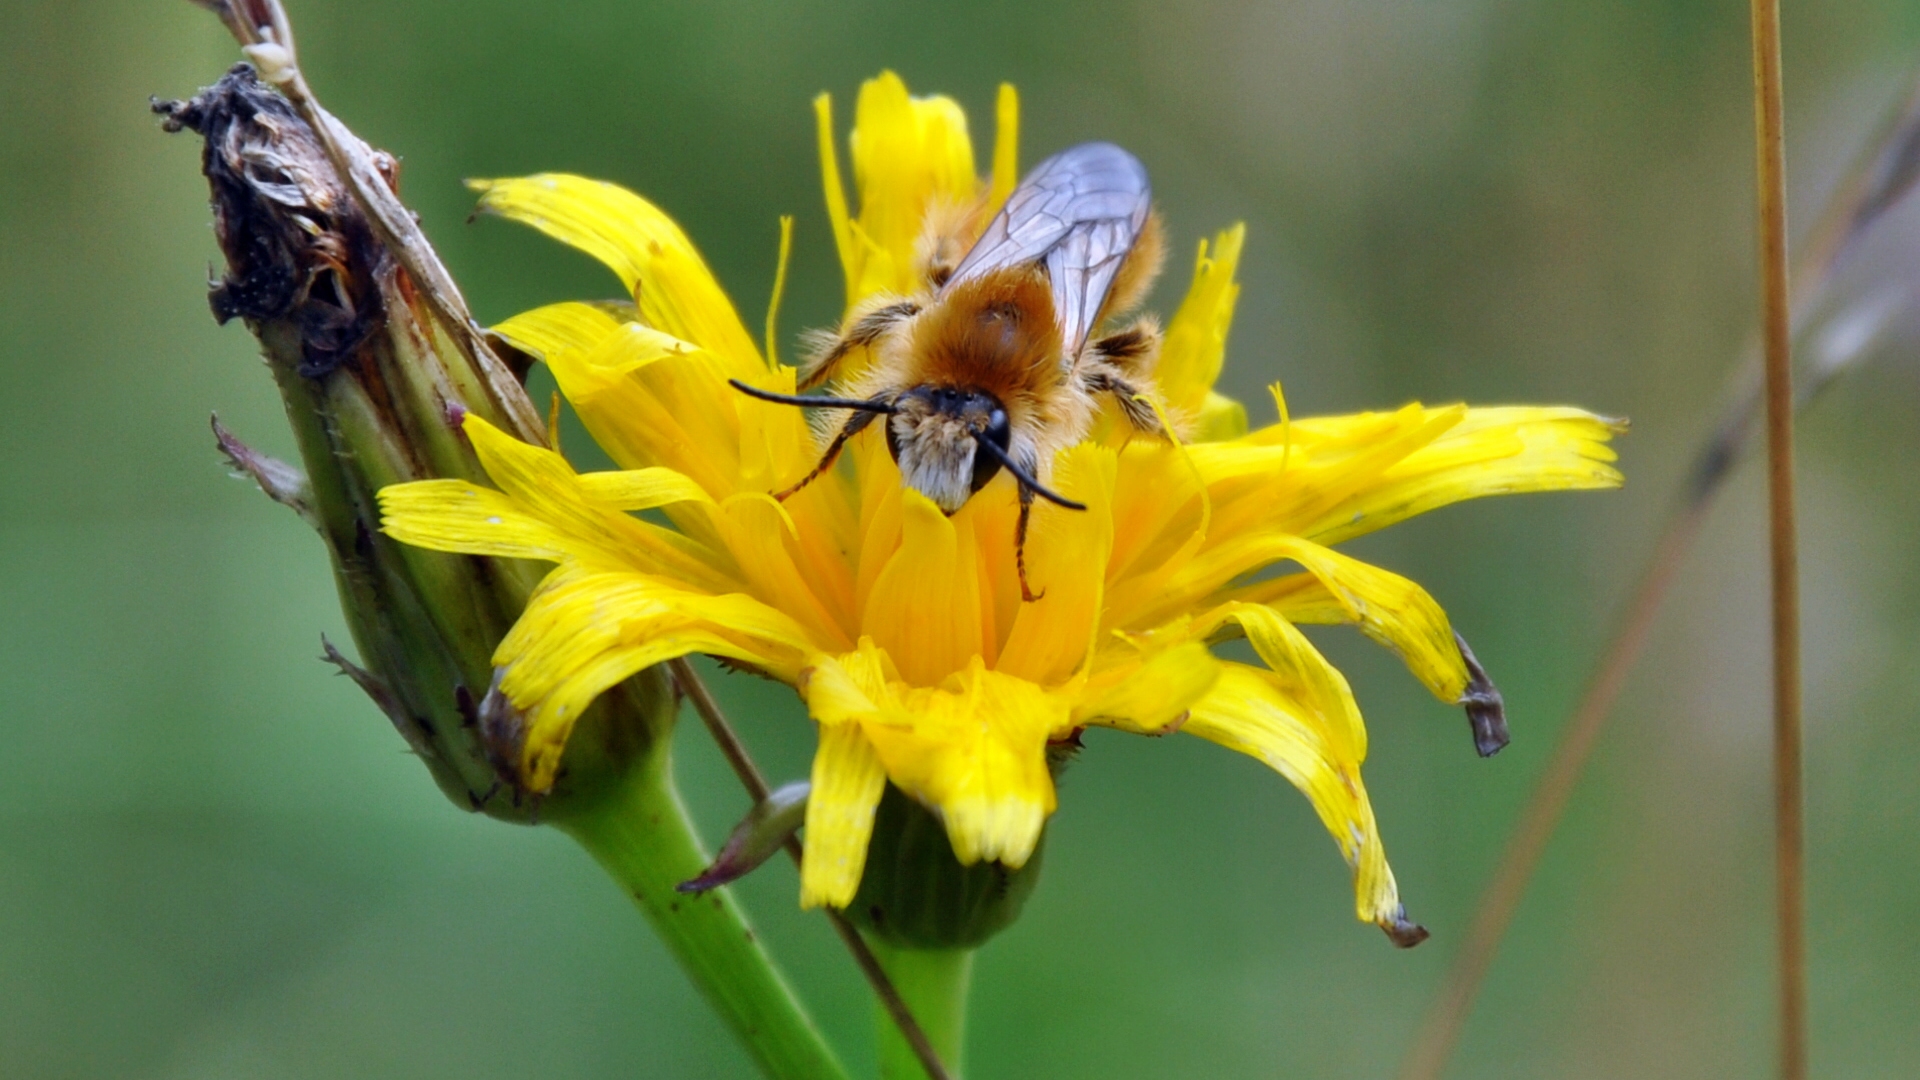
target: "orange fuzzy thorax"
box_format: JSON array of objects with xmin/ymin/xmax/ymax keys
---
[
  {"xmin": 911, "ymin": 268, "xmax": 1063, "ymax": 399},
  {"xmin": 870, "ymin": 266, "xmax": 1091, "ymax": 475}
]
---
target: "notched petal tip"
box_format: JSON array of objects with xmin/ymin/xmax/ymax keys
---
[
  {"xmin": 1454, "ymin": 631, "xmax": 1509, "ymax": 757},
  {"xmin": 1381, "ymin": 906, "xmax": 1431, "ymax": 948}
]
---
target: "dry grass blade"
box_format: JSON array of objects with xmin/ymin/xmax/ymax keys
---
[
  {"xmin": 1747, "ymin": 0, "xmax": 1806, "ymax": 1073},
  {"xmin": 1396, "ymin": 61, "xmax": 1920, "ymax": 1080}
]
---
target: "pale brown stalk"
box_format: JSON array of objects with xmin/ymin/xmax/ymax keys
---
[
  {"xmin": 669, "ymin": 659, "xmax": 957, "ymax": 1080},
  {"xmin": 1748, "ymin": 0, "xmax": 1806, "ymax": 1074}
]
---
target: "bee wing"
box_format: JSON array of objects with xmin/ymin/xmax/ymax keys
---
[{"xmin": 944, "ymin": 142, "xmax": 1151, "ymax": 358}]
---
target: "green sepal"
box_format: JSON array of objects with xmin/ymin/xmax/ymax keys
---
[{"xmin": 842, "ymin": 782, "xmax": 1045, "ymax": 950}]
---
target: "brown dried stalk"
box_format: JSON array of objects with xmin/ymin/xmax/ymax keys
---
[{"xmin": 1747, "ymin": 0, "xmax": 1806, "ymax": 1073}]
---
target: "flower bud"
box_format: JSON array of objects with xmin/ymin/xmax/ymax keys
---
[{"xmin": 842, "ymin": 743, "xmax": 1078, "ymax": 950}]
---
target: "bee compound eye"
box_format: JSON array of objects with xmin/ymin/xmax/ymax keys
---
[
  {"xmin": 971, "ymin": 408, "xmax": 1012, "ymax": 494},
  {"xmin": 884, "ymin": 412, "xmax": 905, "ymax": 465}
]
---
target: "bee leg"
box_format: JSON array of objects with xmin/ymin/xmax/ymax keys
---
[
  {"xmin": 1015, "ymin": 484, "xmax": 1046, "ymax": 603},
  {"xmin": 797, "ymin": 298, "xmax": 922, "ymax": 389},
  {"xmin": 1087, "ymin": 317, "xmax": 1162, "ymax": 378},
  {"xmin": 772, "ymin": 408, "xmax": 881, "ymax": 501},
  {"xmin": 1082, "ymin": 365, "xmax": 1169, "ymax": 438}
]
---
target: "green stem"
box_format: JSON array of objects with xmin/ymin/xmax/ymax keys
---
[
  {"xmin": 870, "ymin": 942, "xmax": 973, "ymax": 1080},
  {"xmin": 559, "ymin": 751, "xmax": 851, "ymax": 1080}
]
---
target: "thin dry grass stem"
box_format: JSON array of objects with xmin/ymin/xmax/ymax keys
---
[
  {"xmin": 1748, "ymin": 0, "xmax": 1807, "ymax": 1074},
  {"xmin": 1398, "ymin": 61, "xmax": 1920, "ymax": 1080},
  {"xmin": 668, "ymin": 659, "xmax": 957, "ymax": 1080}
]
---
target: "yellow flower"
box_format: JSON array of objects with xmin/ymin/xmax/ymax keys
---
[{"xmin": 378, "ymin": 71, "xmax": 1623, "ymax": 943}]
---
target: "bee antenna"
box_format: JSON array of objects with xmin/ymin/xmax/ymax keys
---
[
  {"xmin": 973, "ymin": 436, "xmax": 1088, "ymax": 511},
  {"xmin": 728, "ymin": 379, "xmax": 897, "ymax": 414}
]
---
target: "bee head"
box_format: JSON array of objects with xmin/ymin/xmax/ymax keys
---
[{"xmin": 886, "ymin": 386, "xmax": 1010, "ymax": 512}]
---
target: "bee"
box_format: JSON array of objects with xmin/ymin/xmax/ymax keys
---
[{"xmin": 731, "ymin": 142, "xmax": 1167, "ymax": 601}]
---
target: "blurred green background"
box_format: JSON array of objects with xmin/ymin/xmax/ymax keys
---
[{"xmin": 5, "ymin": 1, "xmax": 1920, "ymax": 1076}]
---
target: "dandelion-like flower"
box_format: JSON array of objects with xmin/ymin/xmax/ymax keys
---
[{"xmin": 379, "ymin": 72, "xmax": 1623, "ymax": 943}]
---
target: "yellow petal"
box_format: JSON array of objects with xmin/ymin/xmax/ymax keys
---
[
  {"xmin": 814, "ymin": 92, "xmax": 859, "ymax": 304},
  {"xmin": 1115, "ymin": 406, "xmax": 1475, "ymax": 626},
  {"xmin": 1158, "ymin": 225, "xmax": 1244, "ymax": 425},
  {"xmin": 1205, "ymin": 403, "xmax": 1468, "ymax": 544},
  {"xmin": 714, "ymin": 493, "xmax": 856, "ymax": 651},
  {"xmin": 492, "ymin": 566, "xmax": 811, "ymax": 790},
  {"xmin": 576, "ymin": 468, "xmax": 716, "ymax": 511},
  {"xmin": 379, "ymin": 417, "xmax": 733, "ymax": 590},
  {"xmin": 862, "ymin": 488, "xmax": 984, "ymax": 686},
  {"xmin": 801, "ymin": 718, "xmax": 888, "ymax": 909},
  {"xmin": 1104, "ymin": 440, "xmax": 1209, "ymax": 612},
  {"xmin": 379, "ymin": 478, "xmax": 575, "ymax": 561},
  {"xmin": 548, "ymin": 320, "xmax": 742, "ymax": 492},
  {"xmin": 1192, "ymin": 390, "xmax": 1249, "ymax": 443},
  {"xmin": 500, "ymin": 570, "xmax": 815, "ymax": 705},
  {"xmin": 1221, "ymin": 571, "xmax": 1350, "ymax": 625},
  {"xmin": 1185, "ymin": 662, "xmax": 1421, "ymax": 942},
  {"xmin": 860, "ymin": 660, "xmax": 1063, "ymax": 868},
  {"xmin": 492, "ymin": 300, "xmax": 631, "ymax": 366},
  {"xmin": 1074, "ymin": 640, "xmax": 1221, "ymax": 734},
  {"xmin": 460, "ymin": 415, "xmax": 732, "ymax": 584},
  {"xmin": 988, "ymin": 83, "xmax": 1020, "ymax": 211},
  {"xmin": 996, "ymin": 445, "xmax": 1118, "ymax": 685},
  {"xmin": 469, "ymin": 174, "xmax": 763, "ymax": 376},
  {"xmin": 851, "ymin": 73, "xmax": 977, "ymax": 271},
  {"xmin": 848, "ymin": 426, "xmax": 905, "ymax": 610},
  {"xmin": 1220, "ymin": 538, "xmax": 1468, "ymax": 704},
  {"xmin": 1289, "ymin": 406, "xmax": 1626, "ymax": 545},
  {"xmin": 801, "ymin": 645, "xmax": 891, "ymax": 726},
  {"xmin": 824, "ymin": 72, "xmax": 983, "ymax": 305},
  {"xmin": 1199, "ymin": 603, "xmax": 1366, "ymax": 759}
]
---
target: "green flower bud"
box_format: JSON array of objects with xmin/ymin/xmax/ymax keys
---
[{"xmin": 843, "ymin": 741, "xmax": 1079, "ymax": 951}]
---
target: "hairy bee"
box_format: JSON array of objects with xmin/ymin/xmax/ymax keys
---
[{"xmin": 732, "ymin": 142, "xmax": 1167, "ymax": 601}]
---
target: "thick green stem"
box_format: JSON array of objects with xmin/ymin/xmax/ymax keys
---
[
  {"xmin": 870, "ymin": 942, "xmax": 973, "ymax": 1080},
  {"xmin": 560, "ymin": 752, "xmax": 851, "ymax": 1080}
]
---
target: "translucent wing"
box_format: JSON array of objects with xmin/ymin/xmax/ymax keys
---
[{"xmin": 944, "ymin": 142, "xmax": 1151, "ymax": 358}]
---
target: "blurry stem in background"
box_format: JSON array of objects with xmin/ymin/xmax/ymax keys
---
[
  {"xmin": 670, "ymin": 659, "xmax": 958, "ymax": 1080},
  {"xmin": 1748, "ymin": 0, "xmax": 1806, "ymax": 1074},
  {"xmin": 1397, "ymin": 62, "xmax": 1920, "ymax": 1080}
]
